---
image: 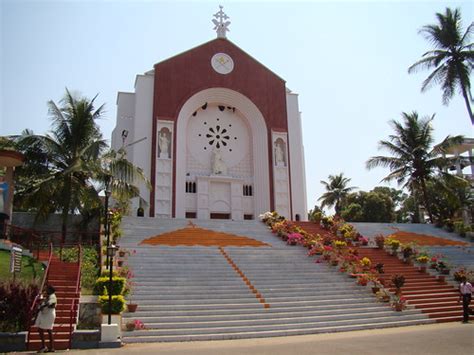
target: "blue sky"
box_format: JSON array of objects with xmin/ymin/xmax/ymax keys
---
[{"xmin": 1, "ymin": 0, "xmax": 473, "ymax": 213}]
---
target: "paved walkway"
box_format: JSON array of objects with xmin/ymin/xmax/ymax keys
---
[{"xmin": 69, "ymin": 323, "xmax": 473, "ymax": 355}]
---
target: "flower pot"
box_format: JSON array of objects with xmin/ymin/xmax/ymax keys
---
[
  {"xmin": 372, "ymin": 286, "xmax": 380, "ymax": 294},
  {"xmin": 330, "ymin": 260, "xmax": 338, "ymax": 266},
  {"xmin": 127, "ymin": 304, "xmax": 138, "ymax": 312},
  {"xmin": 119, "ymin": 251, "xmax": 126, "ymax": 257},
  {"xmin": 382, "ymin": 295, "xmax": 390, "ymax": 302},
  {"xmin": 118, "ymin": 260, "xmax": 124, "ymax": 267},
  {"xmin": 125, "ymin": 322, "xmax": 135, "ymax": 331}
]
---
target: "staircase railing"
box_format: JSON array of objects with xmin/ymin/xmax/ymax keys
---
[
  {"xmin": 68, "ymin": 245, "xmax": 82, "ymax": 349},
  {"xmin": 26, "ymin": 242, "xmax": 53, "ymax": 350}
]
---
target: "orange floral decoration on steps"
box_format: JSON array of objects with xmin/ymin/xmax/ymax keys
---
[
  {"xmin": 140, "ymin": 224, "xmax": 271, "ymax": 247},
  {"xmin": 387, "ymin": 231, "xmax": 468, "ymax": 246}
]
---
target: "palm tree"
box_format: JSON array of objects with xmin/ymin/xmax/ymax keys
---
[
  {"xmin": 95, "ymin": 148, "xmax": 151, "ymax": 213},
  {"xmin": 318, "ymin": 173, "xmax": 356, "ymax": 215},
  {"xmin": 366, "ymin": 112, "xmax": 464, "ymax": 223},
  {"xmin": 16, "ymin": 89, "xmax": 107, "ymax": 241},
  {"xmin": 408, "ymin": 7, "xmax": 474, "ymax": 125}
]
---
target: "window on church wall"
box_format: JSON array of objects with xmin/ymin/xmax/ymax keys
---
[
  {"xmin": 185, "ymin": 181, "xmax": 197, "ymax": 193},
  {"xmin": 243, "ymin": 184, "xmax": 253, "ymax": 196}
]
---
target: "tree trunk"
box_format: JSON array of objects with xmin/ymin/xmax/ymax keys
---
[
  {"xmin": 456, "ymin": 65, "xmax": 474, "ymax": 125},
  {"xmin": 420, "ymin": 178, "xmax": 434, "ymax": 224},
  {"xmin": 460, "ymin": 83, "xmax": 474, "ymax": 125}
]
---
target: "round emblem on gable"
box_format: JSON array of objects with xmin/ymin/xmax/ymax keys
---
[{"xmin": 211, "ymin": 53, "xmax": 234, "ymax": 74}]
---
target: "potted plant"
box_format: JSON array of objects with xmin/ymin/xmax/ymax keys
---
[
  {"xmin": 390, "ymin": 294, "xmax": 407, "ymax": 311},
  {"xmin": 391, "ymin": 274, "xmax": 405, "ymax": 295},
  {"xmin": 368, "ymin": 274, "xmax": 382, "ymax": 294},
  {"xmin": 126, "ymin": 270, "xmax": 138, "ymax": 312},
  {"xmin": 374, "ymin": 262, "xmax": 384, "ymax": 274},
  {"xmin": 356, "ymin": 274, "xmax": 369, "ymax": 286},
  {"xmin": 416, "ymin": 255, "xmax": 429, "ymax": 272},
  {"xmin": 436, "ymin": 260, "xmax": 450, "ymax": 275},
  {"xmin": 360, "ymin": 257, "xmax": 372, "ymax": 271},
  {"xmin": 375, "ymin": 288, "xmax": 391, "ymax": 302},
  {"xmin": 401, "ymin": 244, "xmax": 414, "ymax": 263},
  {"xmin": 374, "ymin": 234, "xmax": 385, "ymax": 249}
]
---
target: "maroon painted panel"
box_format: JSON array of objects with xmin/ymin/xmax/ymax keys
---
[
  {"xmin": 153, "ymin": 38, "xmax": 288, "ymax": 128},
  {"xmin": 150, "ymin": 38, "xmax": 289, "ymax": 216}
]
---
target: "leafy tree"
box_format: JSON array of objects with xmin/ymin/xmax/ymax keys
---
[
  {"xmin": 318, "ymin": 173, "xmax": 356, "ymax": 215},
  {"xmin": 341, "ymin": 203, "xmax": 363, "ymax": 222},
  {"xmin": 408, "ymin": 7, "xmax": 474, "ymax": 125},
  {"xmin": 12, "ymin": 89, "xmax": 149, "ymax": 241},
  {"xmin": 363, "ymin": 191, "xmax": 395, "ymax": 222},
  {"xmin": 14, "ymin": 90, "xmax": 107, "ymax": 240},
  {"xmin": 366, "ymin": 112, "xmax": 464, "ymax": 223},
  {"xmin": 341, "ymin": 190, "xmax": 395, "ymax": 222},
  {"xmin": 425, "ymin": 174, "xmax": 472, "ymax": 223}
]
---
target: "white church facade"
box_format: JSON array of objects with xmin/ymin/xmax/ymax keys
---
[{"xmin": 111, "ymin": 8, "xmax": 307, "ymax": 221}]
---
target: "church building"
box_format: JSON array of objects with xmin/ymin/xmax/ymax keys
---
[{"xmin": 111, "ymin": 7, "xmax": 307, "ymax": 221}]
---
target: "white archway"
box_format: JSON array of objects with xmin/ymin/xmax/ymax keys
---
[{"xmin": 175, "ymin": 88, "xmax": 270, "ymax": 218}]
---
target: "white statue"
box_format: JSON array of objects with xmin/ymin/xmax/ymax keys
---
[
  {"xmin": 275, "ymin": 142, "xmax": 285, "ymax": 166},
  {"xmin": 158, "ymin": 131, "xmax": 169, "ymax": 159},
  {"xmin": 212, "ymin": 149, "xmax": 227, "ymax": 175}
]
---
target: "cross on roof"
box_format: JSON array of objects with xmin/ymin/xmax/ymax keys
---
[{"xmin": 212, "ymin": 5, "xmax": 231, "ymax": 38}]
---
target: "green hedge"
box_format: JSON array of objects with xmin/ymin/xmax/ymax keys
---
[
  {"xmin": 94, "ymin": 276, "xmax": 126, "ymax": 296},
  {"xmin": 98, "ymin": 295, "xmax": 126, "ymax": 314}
]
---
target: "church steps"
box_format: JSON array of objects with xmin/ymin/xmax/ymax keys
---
[
  {"xmin": 122, "ymin": 314, "xmax": 432, "ymax": 341},
  {"xmin": 119, "ymin": 218, "xmax": 434, "ymax": 342},
  {"xmin": 132, "ymin": 287, "xmax": 372, "ymax": 297},
  {"xmin": 131, "ymin": 290, "xmax": 374, "ymax": 301},
  {"xmin": 122, "ymin": 304, "xmax": 393, "ymax": 322},
  {"xmin": 133, "ymin": 309, "xmax": 424, "ymax": 329},
  {"xmin": 130, "ymin": 292, "xmax": 377, "ymax": 304},
  {"xmin": 122, "ymin": 318, "xmax": 434, "ymax": 343}
]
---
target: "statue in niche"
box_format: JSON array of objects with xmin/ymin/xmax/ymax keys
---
[
  {"xmin": 275, "ymin": 141, "xmax": 285, "ymax": 167},
  {"xmin": 212, "ymin": 149, "xmax": 228, "ymax": 175},
  {"xmin": 158, "ymin": 130, "xmax": 170, "ymax": 159}
]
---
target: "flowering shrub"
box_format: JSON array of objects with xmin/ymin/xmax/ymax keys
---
[
  {"xmin": 125, "ymin": 319, "xmax": 146, "ymax": 331},
  {"xmin": 358, "ymin": 236, "xmax": 369, "ymax": 246},
  {"xmin": 416, "ymin": 255, "xmax": 429, "ymax": 264},
  {"xmin": 385, "ymin": 238, "xmax": 400, "ymax": 252},
  {"xmin": 308, "ymin": 243, "xmax": 324, "ymax": 256},
  {"xmin": 360, "ymin": 257, "xmax": 371, "ymax": 268},
  {"xmin": 259, "ymin": 211, "xmax": 283, "ymax": 226},
  {"xmin": 333, "ymin": 240, "xmax": 347, "ymax": 249},
  {"xmin": 338, "ymin": 224, "xmax": 356, "ymax": 240},
  {"xmin": 356, "ymin": 274, "xmax": 369, "ymax": 286},
  {"xmin": 453, "ymin": 267, "xmax": 474, "ymax": 282},
  {"xmin": 321, "ymin": 216, "xmax": 334, "ymax": 230},
  {"xmin": 287, "ymin": 233, "xmax": 305, "ymax": 245}
]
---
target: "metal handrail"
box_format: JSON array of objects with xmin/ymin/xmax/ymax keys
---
[
  {"xmin": 68, "ymin": 245, "xmax": 82, "ymax": 349},
  {"xmin": 26, "ymin": 242, "xmax": 53, "ymax": 350}
]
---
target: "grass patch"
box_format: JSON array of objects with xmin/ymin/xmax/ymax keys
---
[{"xmin": 0, "ymin": 249, "xmax": 45, "ymax": 282}]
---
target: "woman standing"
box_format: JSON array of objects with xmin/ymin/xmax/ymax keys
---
[{"xmin": 34, "ymin": 285, "xmax": 57, "ymax": 352}]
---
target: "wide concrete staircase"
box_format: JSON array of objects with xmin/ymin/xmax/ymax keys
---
[
  {"xmin": 355, "ymin": 248, "xmax": 473, "ymax": 323},
  {"xmin": 119, "ymin": 217, "xmax": 432, "ymax": 343}
]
